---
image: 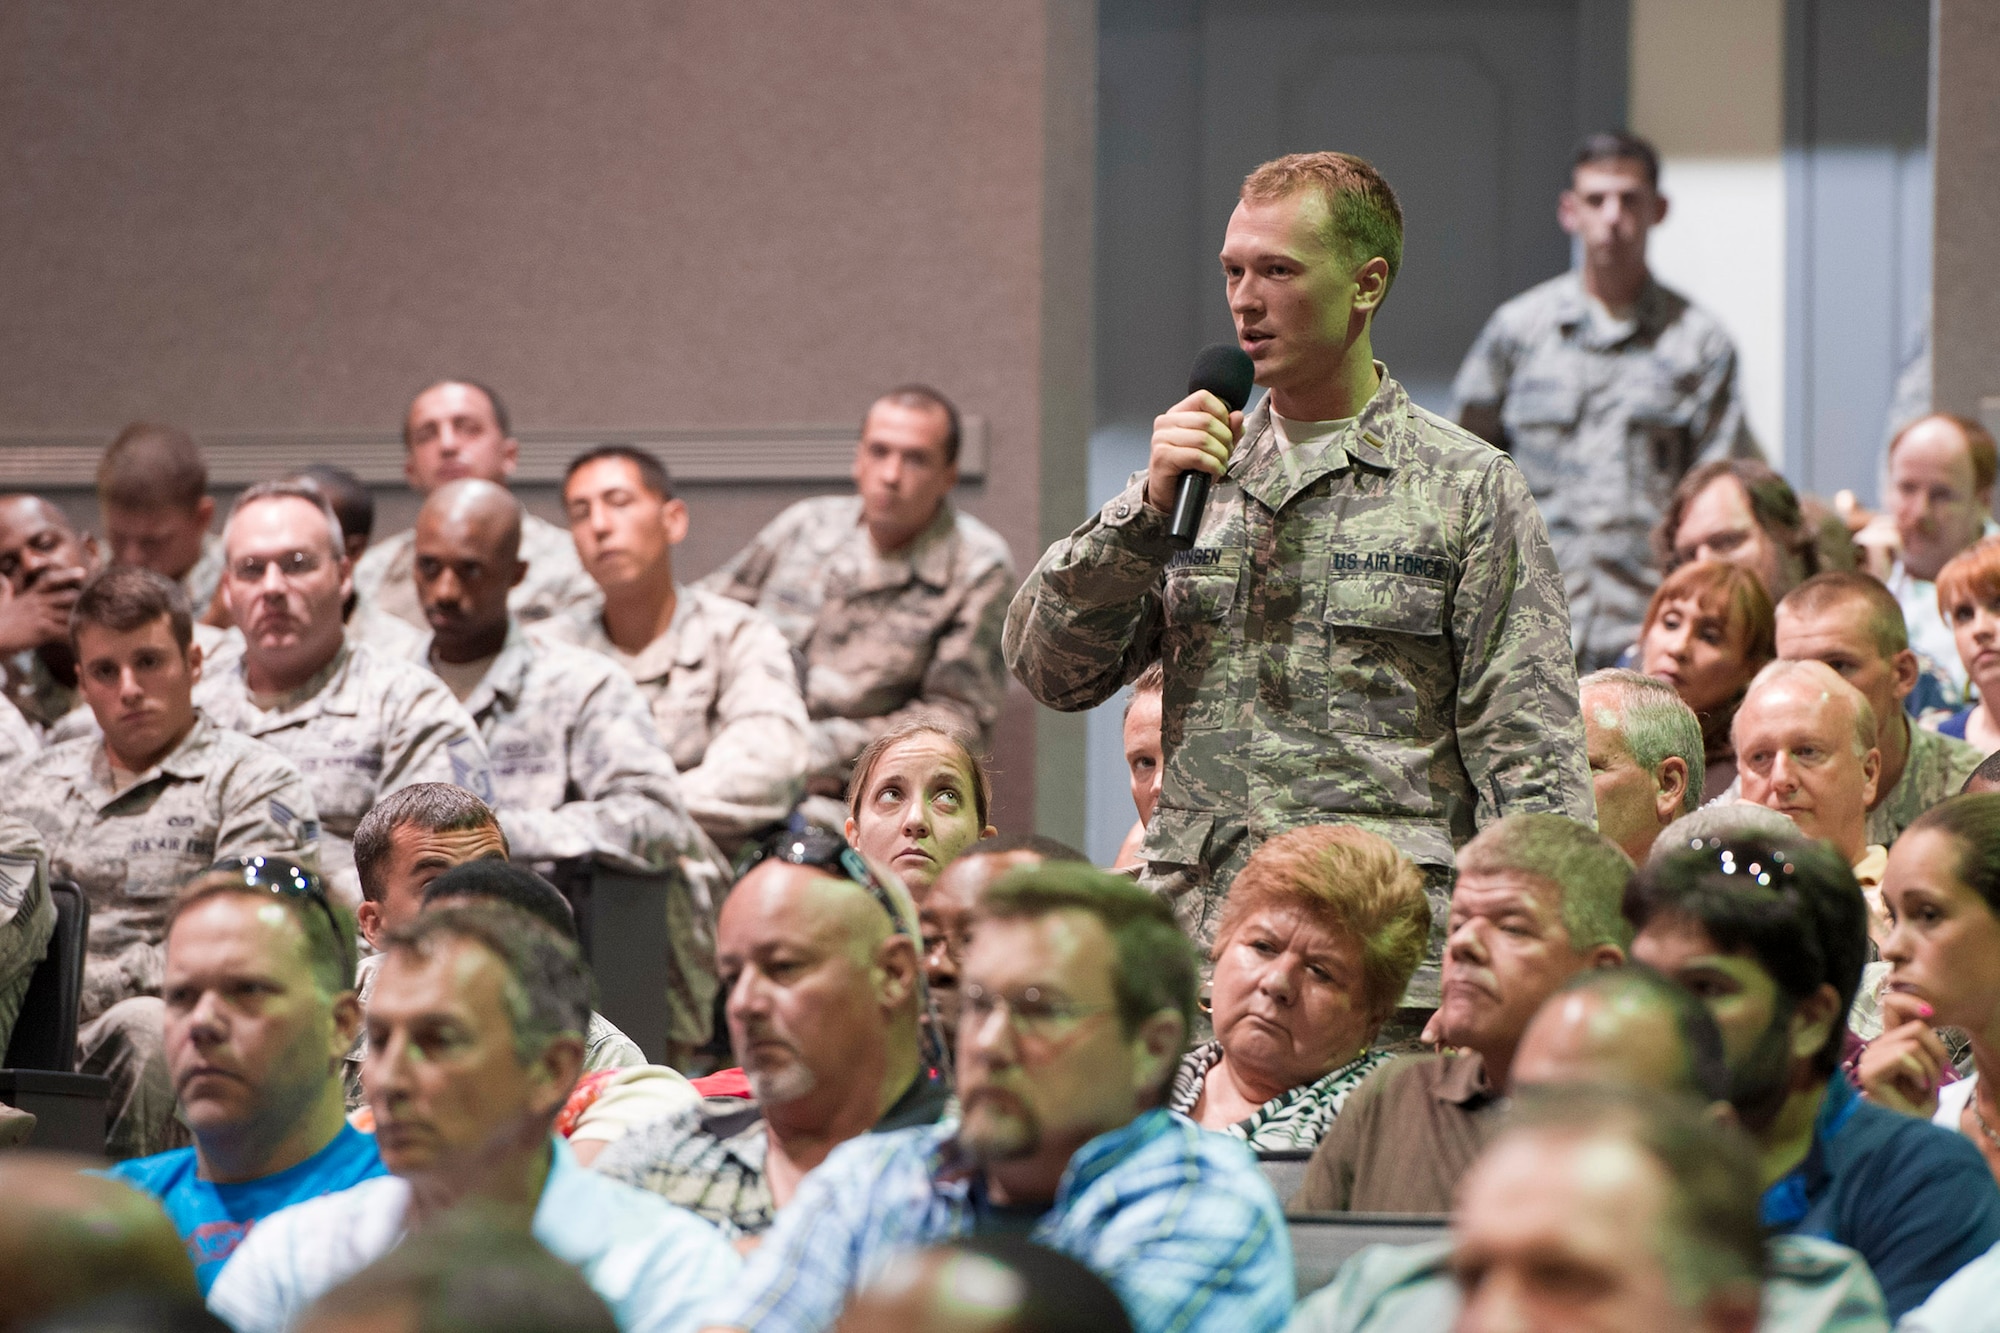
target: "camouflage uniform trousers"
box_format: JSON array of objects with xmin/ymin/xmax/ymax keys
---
[
  {"xmin": 78, "ymin": 997, "xmax": 189, "ymax": 1160},
  {"xmin": 700, "ymin": 494, "xmax": 1015, "ymax": 792},
  {"xmin": 0, "ymin": 819, "xmax": 57, "ymax": 1057}
]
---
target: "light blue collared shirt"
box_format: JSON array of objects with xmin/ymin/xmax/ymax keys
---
[
  {"xmin": 708, "ymin": 1108, "xmax": 1293, "ymax": 1333},
  {"xmin": 208, "ymin": 1137, "xmax": 739, "ymax": 1333}
]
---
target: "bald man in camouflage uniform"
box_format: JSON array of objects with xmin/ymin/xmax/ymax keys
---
[
  {"xmin": 552, "ymin": 446, "xmax": 809, "ymax": 854},
  {"xmin": 198, "ymin": 481, "xmax": 491, "ymax": 907},
  {"xmin": 1008, "ymin": 153, "xmax": 1592, "ymax": 1007},
  {"xmin": 411, "ymin": 479, "xmax": 726, "ymax": 1056},
  {"xmin": 702, "ymin": 386, "xmax": 1013, "ymax": 807}
]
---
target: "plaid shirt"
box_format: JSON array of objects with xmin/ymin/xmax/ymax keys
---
[{"xmin": 706, "ymin": 1108, "xmax": 1292, "ymax": 1333}]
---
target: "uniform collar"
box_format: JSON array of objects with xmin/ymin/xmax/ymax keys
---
[
  {"xmin": 238, "ymin": 639, "xmax": 357, "ymax": 720},
  {"xmin": 85, "ymin": 714, "xmax": 216, "ymax": 807},
  {"xmin": 1231, "ymin": 364, "xmax": 1401, "ymax": 513},
  {"xmin": 621, "ymin": 586, "xmax": 706, "ymax": 680},
  {"xmin": 850, "ymin": 498, "xmax": 959, "ymax": 594},
  {"xmin": 423, "ymin": 619, "xmax": 532, "ymax": 718},
  {"xmin": 1548, "ymin": 269, "xmax": 1677, "ymax": 349}
]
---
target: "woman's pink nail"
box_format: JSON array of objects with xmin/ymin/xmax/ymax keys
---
[{"xmin": 1919, "ymin": 1003, "xmax": 1936, "ymax": 1019}]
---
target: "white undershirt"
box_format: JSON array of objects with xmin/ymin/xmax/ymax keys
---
[
  {"xmin": 428, "ymin": 649, "xmax": 499, "ymax": 703},
  {"xmin": 1272, "ymin": 412, "xmax": 1357, "ymax": 450}
]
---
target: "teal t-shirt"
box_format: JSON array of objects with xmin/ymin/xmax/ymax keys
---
[{"xmin": 110, "ymin": 1123, "xmax": 386, "ymax": 1292}]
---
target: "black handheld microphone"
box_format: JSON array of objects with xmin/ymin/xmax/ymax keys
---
[{"xmin": 1167, "ymin": 343, "xmax": 1256, "ymax": 549}]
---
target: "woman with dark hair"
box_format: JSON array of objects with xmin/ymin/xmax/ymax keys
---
[
  {"xmin": 1637, "ymin": 560, "xmax": 1776, "ymax": 801},
  {"xmin": 1858, "ymin": 793, "xmax": 2000, "ymax": 1185}
]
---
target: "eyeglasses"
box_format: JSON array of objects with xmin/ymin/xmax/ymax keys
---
[
  {"xmin": 229, "ymin": 550, "xmax": 326, "ymax": 584},
  {"xmin": 210, "ymin": 854, "xmax": 352, "ymax": 975},
  {"xmin": 740, "ymin": 828, "xmax": 911, "ymax": 941},
  {"xmin": 959, "ymin": 983, "xmax": 1111, "ymax": 1041}
]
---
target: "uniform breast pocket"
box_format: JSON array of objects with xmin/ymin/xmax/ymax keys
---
[
  {"xmin": 1499, "ymin": 381, "xmax": 1584, "ymax": 496},
  {"xmin": 1161, "ymin": 549, "xmax": 1245, "ymax": 733},
  {"xmin": 1629, "ymin": 405, "xmax": 1698, "ymax": 508},
  {"xmin": 1320, "ymin": 573, "xmax": 1446, "ymax": 737}
]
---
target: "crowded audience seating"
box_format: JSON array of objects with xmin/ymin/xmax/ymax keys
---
[{"xmin": 9, "ymin": 134, "xmax": 2000, "ymax": 1333}]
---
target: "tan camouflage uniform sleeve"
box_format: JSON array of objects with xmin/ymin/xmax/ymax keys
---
[
  {"xmin": 809, "ymin": 544, "xmax": 1016, "ymax": 772},
  {"xmin": 1451, "ymin": 455, "xmax": 1595, "ymax": 827},
  {"xmin": 1003, "ymin": 478, "xmax": 1169, "ymax": 712},
  {"xmin": 210, "ymin": 739, "xmax": 323, "ymax": 870},
  {"xmin": 497, "ymin": 667, "xmax": 703, "ymax": 872},
  {"xmin": 0, "ymin": 813, "xmax": 56, "ymax": 1054},
  {"xmin": 1450, "ymin": 303, "xmax": 1521, "ymax": 446},
  {"xmin": 677, "ymin": 609, "xmax": 809, "ymax": 844}
]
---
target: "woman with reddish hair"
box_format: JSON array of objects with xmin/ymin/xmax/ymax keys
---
[
  {"xmin": 1935, "ymin": 536, "xmax": 2000, "ymax": 754},
  {"xmin": 1637, "ymin": 559, "xmax": 1776, "ymax": 801}
]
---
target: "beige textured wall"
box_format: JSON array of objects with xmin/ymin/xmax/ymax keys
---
[
  {"xmin": 1934, "ymin": 0, "xmax": 2000, "ymax": 424},
  {"xmin": 0, "ymin": 1, "xmax": 1096, "ymax": 834}
]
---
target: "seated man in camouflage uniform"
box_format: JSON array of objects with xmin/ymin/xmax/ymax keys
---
[
  {"xmin": 0, "ymin": 814, "xmax": 57, "ymax": 1057},
  {"xmin": 594, "ymin": 835, "xmax": 947, "ymax": 1237},
  {"xmin": 353, "ymin": 379, "xmax": 599, "ymax": 630},
  {"xmin": 702, "ymin": 385, "xmax": 1014, "ymax": 817},
  {"xmin": 95, "ymin": 423, "xmax": 227, "ymax": 622},
  {"xmin": 407, "ymin": 479, "xmax": 719, "ymax": 1058},
  {"xmin": 5, "ymin": 567, "xmax": 319, "ymax": 1156},
  {"xmin": 196, "ymin": 480, "xmax": 492, "ymax": 907},
  {"xmin": 0, "ymin": 494, "xmax": 100, "ymax": 745},
  {"xmin": 553, "ymin": 445, "xmax": 809, "ymax": 855}
]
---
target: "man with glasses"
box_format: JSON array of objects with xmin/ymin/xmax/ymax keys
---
[
  {"xmin": 109, "ymin": 859, "xmax": 384, "ymax": 1293},
  {"xmin": 195, "ymin": 480, "xmax": 491, "ymax": 906},
  {"xmin": 594, "ymin": 829, "xmax": 949, "ymax": 1237},
  {"xmin": 706, "ymin": 862, "xmax": 1292, "ymax": 1333},
  {"xmin": 4, "ymin": 566, "xmax": 318, "ymax": 1157}
]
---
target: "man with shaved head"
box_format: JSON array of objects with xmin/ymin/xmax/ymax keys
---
[
  {"xmin": 352, "ymin": 379, "xmax": 599, "ymax": 630},
  {"xmin": 195, "ymin": 480, "xmax": 491, "ymax": 905},
  {"xmin": 408, "ymin": 478, "xmax": 718, "ymax": 1056},
  {"xmin": 595, "ymin": 831, "xmax": 948, "ymax": 1237},
  {"xmin": 0, "ymin": 493, "xmax": 100, "ymax": 743}
]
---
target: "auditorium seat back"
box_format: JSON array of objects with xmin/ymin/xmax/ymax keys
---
[
  {"xmin": 4, "ymin": 880, "xmax": 86, "ymax": 1072},
  {"xmin": 1288, "ymin": 1212, "xmax": 1450, "ymax": 1296}
]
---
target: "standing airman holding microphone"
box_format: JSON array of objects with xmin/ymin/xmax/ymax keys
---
[{"xmin": 1005, "ymin": 151, "xmax": 1592, "ymax": 1014}]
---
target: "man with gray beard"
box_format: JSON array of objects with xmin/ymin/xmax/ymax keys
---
[{"xmin": 593, "ymin": 830, "xmax": 948, "ymax": 1238}]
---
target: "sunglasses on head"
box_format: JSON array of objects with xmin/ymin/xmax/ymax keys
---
[
  {"xmin": 210, "ymin": 854, "xmax": 353, "ymax": 975},
  {"xmin": 740, "ymin": 828, "xmax": 911, "ymax": 939}
]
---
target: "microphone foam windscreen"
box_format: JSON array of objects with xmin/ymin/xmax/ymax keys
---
[{"xmin": 1186, "ymin": 343, "xmax": 1256, "ymax": 413}]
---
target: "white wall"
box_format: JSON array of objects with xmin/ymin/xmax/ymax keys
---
[{"xmin": 1631, "ymin": 0, "xmax": 1788, "ymax": 465}]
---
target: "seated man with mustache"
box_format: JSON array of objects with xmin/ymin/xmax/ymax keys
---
[{"xmin": 703, "ymin": 863, "xmax": 1292, "ymax": 1333}]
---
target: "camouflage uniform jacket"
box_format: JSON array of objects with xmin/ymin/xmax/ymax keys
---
[
  {"xmin": 1451, "ymin": 270, "xmax": 1761, "ymax": 664},
  {"xmin": 194, "ymin": 639, "xmax": 491, "ymax": 905},
  {"xmin": 2, "ymin": 715, "xmax": 319, "ymax": 1022},
  {"xmin": 3, "ymin": 648, "xmax": 77, "ymax": 737},
  {"xmin": 1005, "ymin": 370, "xmax": 1594, "ymax": 945},
  {"xmin": 413, "ymin": 620, "xmax": 706, "ymax": 874},
  {"xmin": 353, "ymin": 510, "xmax": 601, "ymax": 630},
  {"xmin": 181, "ymin": 530, "xmax": 226, "ymax": 619},
  {"xmin": 0, "ymin": 813, "xmax": 58, "ymax": 1053},
  {"xmin": 701, "ymin": 496, "xmax": 1015, "ymax": 788},
  {"xmin": 0, "ymin": 692, "xmax": 37, "ymax": 771},
  {"xmin": 543, "ymin": 587, "xmax": 809, "ymax": 851}
]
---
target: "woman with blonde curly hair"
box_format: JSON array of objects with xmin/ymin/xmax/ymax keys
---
[{"xmin": 1167, "ymin": 824, "xmax": 1430, "ymax": 1151}]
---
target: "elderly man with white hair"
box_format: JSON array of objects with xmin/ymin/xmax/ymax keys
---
[
  {"xmin": 1731, "ymin": 659, "xmax": 1884, "ymax": 890},
  {"xmin": 1580, "ymin": 669, "xmax": 1705, "ymax": 866}
]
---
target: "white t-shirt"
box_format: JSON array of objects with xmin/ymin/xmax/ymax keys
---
[{"xmin": 208, "ymin": 1137, "xmax": 737, "ymax": 1333}]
